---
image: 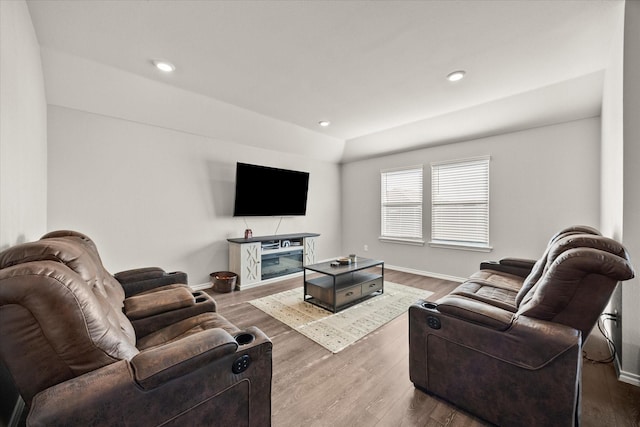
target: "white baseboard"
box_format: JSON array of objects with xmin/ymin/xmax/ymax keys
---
[
  {"xmin": 190, "ymin": 270, "xmax": 306, "ymax": 292},
  {"xmin": 237, "ymin": 271, "xmax": 305, "ymax": 291},
  {"xmin": 190, "ymin": 282, "xmax": 212, "ymax": 291},
  {"xmin": 618, "ymin": 371, "xmax": 640, "ymax": 387},
  {"xmin": 618, "ymin": 364, "xmax": 640, "ymax": 387},
  {"xmin": 191, "ymin": 263, "xmax": 465, "ymax": 291},
  {"xmin": 384, "ymin": 264, "xmax": 466, "ymax": 283},
  {"xmin": 602, "ymin": 326, "xmax": 640, "ymax": 388}
]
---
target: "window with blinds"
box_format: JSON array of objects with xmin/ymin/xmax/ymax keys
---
[
  {"xmin": 431, "ymin": 156, "xmax": 491, "ymax": 249},
  {"xmin": 380, "ymin": 166, "xmax": 424, "ymax": 244}
]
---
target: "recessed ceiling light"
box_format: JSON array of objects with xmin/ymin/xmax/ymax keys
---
[
  {"xmin": 152, "ymin": 60, "xmax": 175, "ymax": 72},
  {"xmin": 318, "ymin": 121, "xmax": 331, "ymax": 127},
  {"xmin": 447, "ymin": 70, "xmax": 466, "ymax": 82}
]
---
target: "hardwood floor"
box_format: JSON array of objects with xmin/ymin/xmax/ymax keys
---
[{"xmin": 210, "ymin": 269, "xmax": 640, "ymax": 427}]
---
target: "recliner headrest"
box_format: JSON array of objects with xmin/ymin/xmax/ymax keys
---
[
  {"xmin": 0, "ymin": 237, "xmax": 123, "ymax": 303},
  {"xmin": 517, "ymin": 245, "xmax": 634, "ymax": 336},
  {"xmin": 515, "ymin": 227, "xmax": 603, "ymax": 307}
]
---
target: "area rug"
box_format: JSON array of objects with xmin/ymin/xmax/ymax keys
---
[{"xmin": 248, "ymin": 282, "xmax": 433, "ymax": 353}]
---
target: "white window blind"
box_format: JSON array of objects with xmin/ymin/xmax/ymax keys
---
[
  {"xmin": 380, "ymin": 166, "xmax": 423, "ymax": 243},
  {"xmin": 431, "ymin": 157, "xmax": 490, "ymax": 248}
]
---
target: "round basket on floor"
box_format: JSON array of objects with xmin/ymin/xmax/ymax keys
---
[{"xmin": 210, "ymin": 271, "xmax": 237, "ymax": 293}]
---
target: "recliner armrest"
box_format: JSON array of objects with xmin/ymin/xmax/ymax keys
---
[
  {"xmin": 124, "ymin": 286, "xmax": 196, "ymax": 320},
  {"xmin": 409, "ymin": 300, "xmax": 582, "ymax": 426},
  {"xmin": 27, "ymin": 326, "xmax": 273, "ymax": 427},
  {"xmin": 115, "ymin": 267, "xmax": 188, "ymax": 297},
  {"xmin": 480, "ymin": 257, "xmax": 536, "ymax": 278},
  {"xmin": 129, "ymin": 289, "xmax": 218, "ymax": 338},
  {"xmin": 115, "ymin": 267, "xmax": 168, "ymax": 282},
  {"xmin": 497, "ymin": 257, "xmax": 536, "ymax": 269},
  {"xmin": 434, "ymin": 295, "xmax": 515, "ymax": 330},
  {"xmin": 410, "ymin": 299, "xmax": 581, "ymax": 369},
  {"xmin": 131, "ymin": 328, "xmax": 238, "ymax": 389}
]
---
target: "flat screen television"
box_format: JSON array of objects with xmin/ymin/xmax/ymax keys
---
[{"xmin": 233, "ymin": 162, "xmax": 309, "ymax": 216}]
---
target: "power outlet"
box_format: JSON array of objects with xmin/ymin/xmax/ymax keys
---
[{"xmin": 364, "ymin": 244, "xmax": 368, "ymax": 252}]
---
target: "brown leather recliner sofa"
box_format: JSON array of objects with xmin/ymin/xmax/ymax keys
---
[
  {"xmin": 0, "ymin": 231, "xmax": 272, "ymax": 427},
  {"xmin": 409, "ymin": 226, "xmax": 634, "ymax": 427}
]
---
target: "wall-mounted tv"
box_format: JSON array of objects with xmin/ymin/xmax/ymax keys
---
[{"xmin": 233, "ymin": 162, "xmax": 309, "ymax": 216}]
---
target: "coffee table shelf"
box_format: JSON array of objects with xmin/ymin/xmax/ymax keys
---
[{"xmin": 303, "ymin": 258, "xmax": 384, "ymax": 313}]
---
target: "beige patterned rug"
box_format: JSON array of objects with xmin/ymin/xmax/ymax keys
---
[{"xmin": 248, "ymin": 282, "xmax": 433, "ymax": 353}]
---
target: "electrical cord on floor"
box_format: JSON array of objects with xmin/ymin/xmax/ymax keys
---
[{"xmin": 583, "ymin": 313, "xmax": 618, "ymax": 364}]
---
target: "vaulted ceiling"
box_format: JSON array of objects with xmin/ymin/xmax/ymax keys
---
[{"xmin": 26, "ymin": 0, "xmax": 623, "ymax": 161}]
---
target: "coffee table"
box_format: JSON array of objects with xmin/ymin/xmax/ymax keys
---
[{"xmin": 303, "ymin": 257, "xmax": 384, "ymax": 313}]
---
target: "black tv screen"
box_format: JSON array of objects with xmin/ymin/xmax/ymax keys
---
[{"xmin": 233, "ymin": 163, "xmax": 309, "ymax": 216}]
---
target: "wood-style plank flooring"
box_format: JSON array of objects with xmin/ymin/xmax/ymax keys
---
[{"xmin": 209, "ymin": 269, "xmax": 640, "ymax": 427}]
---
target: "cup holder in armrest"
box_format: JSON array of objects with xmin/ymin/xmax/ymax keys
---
[
  {"xmin": 422, "ymin": 302, "xmax": 438, "ymax": 310},
  {"xmin": 192, "ymin": 291, "xmax": 208, "ymax": 304},
  {"xmin": 234, "ymin": 333, "xmax": 255, "ymax": 346}
]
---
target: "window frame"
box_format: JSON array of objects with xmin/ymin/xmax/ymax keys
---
[
  {"xmin": 379, "ymin": 165, "xmax": 425, "ymax": 246},
  {"xmin": 429, "ymin": 156, "xmax": 492, "ymax": 252}
]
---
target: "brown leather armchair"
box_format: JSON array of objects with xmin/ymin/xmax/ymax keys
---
[
  {"xmin": 409, "ymin": 227, "xmax": 634, "ymax": 427},
  {"xmin": 22, "ymin": 230, "xmax": 219, "ymax": 339},
  {"xmin": 0, "ymin": 231, "xmax": 272, "ymax": 426},
  {"xmin": 40, "ymin": 230, "xmax": 192, "ymax": 297}
]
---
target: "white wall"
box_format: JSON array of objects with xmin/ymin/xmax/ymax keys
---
[
  {"xmin": 341, "ymin": 118, "xmax": 601, "ymax": 279},
  {"xmin": 600, "ymin": 0, "xmax": 626, "ymax": 380},
  {"xmin": 0, "ymin": 0, "xmax": 47, "ymax": 423},
  {"xmin": 621, "ymin": 0, "xmax": 640, "ymax": 386},
  {"xmin": 47, "ymin": 105, "xmax": 341, "ymax": 285},
  {"xmin": 0, "ymin": 0, "xmax": 47, "ymax": 249},
  {"xmin": 600, "ymin": 5, "xmax": 625, "ymax": 243},
  {"xmin": 41, "ymin": 47, "xmax": 343, "ymax": 285}
]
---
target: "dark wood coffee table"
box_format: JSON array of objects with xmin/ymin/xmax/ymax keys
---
[{"xmin": 303, "ymin": 257, "xmax": 384, "ymax": 313}]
